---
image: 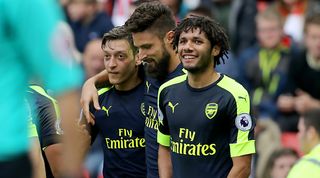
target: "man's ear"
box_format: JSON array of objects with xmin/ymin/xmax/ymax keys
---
[
  {"xmin": 307, "ymin": 126, "xmax": 318, "ymax": 141},
  {"xmin": 165, "ymin": 30, "xmax": 175, "ymax": 44},
  {"xmin": 135, "ymin": 53, "xmax": 142, "ymax": 65},
  {"xmin": 211, "ymin": 45, "xmax": 221, "ymax": 57}
]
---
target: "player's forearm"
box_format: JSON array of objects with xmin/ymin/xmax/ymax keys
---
[
  {"xmin": 77, "ymin": 115, "xmax": 93, "ymax": 163},
  {"xmin": 58, "ymin": 90, "xmax": 83, "ymax": 177},
  {"xmin": 158, "ymin": 145, "xmax": 173, "ymax": 178},
  {"xmin": 227, "ymin": 166, "xmax": 251, "ymax": 178},
  {"xmin": 227, "ymin": 155, "xmax": 252, "ymax": 178},
  {"xmin": 45, "ymin": 143, "xmax": 62, "ymax": 178},
  {"xmin": 29, "ymin": 138, "xmax": 46, "ymax": 178}
]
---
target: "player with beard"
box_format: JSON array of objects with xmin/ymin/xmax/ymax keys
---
[
  {"xmin": 157, "ymin": 16, "xmax": 255, "ymax": 178},
  {"xmin": 80, "ymin": 2, "xmax": 183, "ymax": 177}
]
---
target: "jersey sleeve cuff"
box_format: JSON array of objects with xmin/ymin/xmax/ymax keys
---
[
  {"xmin": 157, "ymin": 131, "xmax": 170, "ymax": 147},
  {"xmin": 230, "ymin": 140, "xmax": 255, "ymax": 157}
]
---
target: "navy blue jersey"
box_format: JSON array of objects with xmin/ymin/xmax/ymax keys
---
[
  {"xmin": 158, "ymin": 74, "xmax": 255, "ymax": 178},
  {"xmin": 90, "ymin": 82, "xmax": 146, "ymax": 178},
  {"xmin": 27, "ymin": 85, "xmax": 61, "ymax": 178},
  {"xmin": 142, "ymin": 64, "xmax": 185, "ymax": 178}
]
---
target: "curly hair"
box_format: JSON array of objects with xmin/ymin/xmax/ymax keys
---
[
  {"xmin": 101, "ymin": 26, "xmax": 138, "ymax": 55},
  {"xmin": 124, "ymin": 1, "xmax": 176, "ymax": 39},
  {"xmin": 172, "ymin": 16, "xmax": 230, "ymax": 67}
]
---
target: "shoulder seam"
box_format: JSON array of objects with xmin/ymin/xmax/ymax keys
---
[
  {"xmin": 159, "ymin": 74, "xmax": 187, "ymax": 93},
  {"xmin": 98, "ymin": 86, "xmax": 113, "ymax": 96},
  {"xmin": 217, "ymin": 75, "xmax": 250, "ymax": 115},
  {"xmin": 29, "ymin": 85, "xmax": 56, "ymax": 102}
]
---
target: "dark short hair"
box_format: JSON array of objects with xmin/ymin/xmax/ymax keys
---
[
  {"xmin": 302, "ymin": 109, "xmax": 320, "ymax": 135},
  {"xmin": 101, "ymin": 26, "xmax": 138, "ymax": 55},
  {"xmin": 172, "ymin": 15, "xmax": 230, "ymax": 67},
  {"xmin": 304, "ymin": 13, "xmax": 320, "ymax": 33},
  {"xmin": 124, "ymin": 1, "xmax": 176, "ymax": 39}
]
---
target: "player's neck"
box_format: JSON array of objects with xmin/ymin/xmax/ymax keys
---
[
  {"xmin": 167, "ymin": 48, "xmax": 180, "ymax": 73},
  {"xmin": 188, "ymin": 67, "xmax": 219, "ymax": 89},
  {"xmin": 115, "ymin": 72, "xmax": 142, "ymax": 91}
]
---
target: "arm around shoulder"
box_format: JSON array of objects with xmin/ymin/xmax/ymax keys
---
[{"xmin": 80, "ymin": 69, "xmax": 109, "ymax": 124}]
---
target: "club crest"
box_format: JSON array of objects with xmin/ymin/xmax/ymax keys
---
[{"xmin": 205, "ymin": 103, "xmax": 218, "ymax": 119}]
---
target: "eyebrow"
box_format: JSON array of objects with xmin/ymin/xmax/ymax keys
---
[
  {"xmin": 179, "ymin": 36, "xmax": 204, "ymax": 40},
  {"xmin": 139, "ymin": 44, "xmax": 152, "ymax": 48},
  {"xmin": 104, "ymin": 49, "xmax": 128, "ymax": 54}
]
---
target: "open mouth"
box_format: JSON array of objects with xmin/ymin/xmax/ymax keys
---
[{"xmin": 181, "ymin": 54, "xmax": 197, "ymax": 61}]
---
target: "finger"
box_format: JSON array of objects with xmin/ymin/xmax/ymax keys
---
[
  {"xmin": 92, "ymin": 93, "xmax": 101, "ymax": 110},
  {"xmin": 89, "ymin": 113, "xmax": 95, "ymax": 125},
  {"xmin": 296, "ymin": 89, "xmax": 307, "ymax": 96},
  {"xmin": 84, "ymin": 108, "xmax": 95, "ymax": 125},
  {"xmin": 82, "ymin": 104, "xmax": 91, "ymax": 123}
]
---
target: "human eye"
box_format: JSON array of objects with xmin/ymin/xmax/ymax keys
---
[
  {"xmin": 194, "ymin": 39, "xmax": 203, "ymax": 45},
  {"xmin": 179, "ymin": 39, "xmax": 186, "ymax": 44},
  {"xmin": 104, "ymin": 55, "xmax": 110, "ymax": 61},
  {"xmin": 118, "ymin": 53, "xmax": 127, "ymax": 60}
]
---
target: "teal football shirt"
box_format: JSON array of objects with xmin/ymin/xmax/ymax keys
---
[{"xmin": 0, "ymin": 0, "xmax": 83, "ymax": 160}]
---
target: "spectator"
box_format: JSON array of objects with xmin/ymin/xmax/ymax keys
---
[
  {"xmin": 82, "ymin": 39, "xmax": 105, "ymax": 79},
  {"xmin": 287, "ymin": 109, "xmax": 320, "ymax": 177},
  {"xmin": 277, "ymin": 12, "xmax": 320, "ymax": 132},
  {"xmin": 271, "ymin": 0, "xmax": 320, "ymax": 45},
  {"xmin": 66, "ymin": 0, "xmax": 113, "ymax": 52},
  {"xmin": 262, "ymin": 148, "xmax": 299, "ymax": 178},
  {"xmin": 238, "ymin": 7, "xmax": 292, "ymax": 120}
]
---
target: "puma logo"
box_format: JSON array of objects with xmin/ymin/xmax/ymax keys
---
[
  {"xmin": 146, "ymin": 81, "xmax": 151, "ymax": 93},
  {"xmin": 238, "ymin": 96, "xmax": 247, "ymax": 102},
  {"xmin": 168, "ymin": 101, "xmax": 179, "ymax": 114},
  {"xmin": 102, "ymin": 106, "xmax": 112, "ymax": 117}
]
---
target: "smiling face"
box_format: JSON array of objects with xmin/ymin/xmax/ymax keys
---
[
  {"xmin": 103, "ymin": 39, "xmax": 139, "ymax": 89},
  {"xmin": 177, "ymin": 28, "xmax": 213, "ymax": 74},
  {"xmin": 132, "ymin": 31, "xmax": 170, "ymax": 79}
]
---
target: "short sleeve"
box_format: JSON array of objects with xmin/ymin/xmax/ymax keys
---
[{"xmin": 157, "ymin": 88, "xmax": 170, "ymax": 147}]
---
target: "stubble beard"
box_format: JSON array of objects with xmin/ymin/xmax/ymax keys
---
[
  {"xmin": 144, "ymin": 50, "xmax": 170, "ymax": 81},
  {"xmin": 182, "ymin": 54, "xmax": 212, "ymax": 74}
]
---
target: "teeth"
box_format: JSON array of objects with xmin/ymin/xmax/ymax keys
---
[{"xmin": 183, "ymin": 55, "xmax": 194, "ymax": 59}]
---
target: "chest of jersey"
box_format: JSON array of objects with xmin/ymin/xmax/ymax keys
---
[
  {"xmin": 94, "ymin": 87, "xmax": 145, "ymax": 148},
  {"xmin": 162, "ymin": 83, "xmax": 236, "ymax": 146}
]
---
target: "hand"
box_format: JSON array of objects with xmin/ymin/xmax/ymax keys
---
[
  {"xmin": 80, "ymin": 78, "xmax": 100, "ymax": 125},
  {"xmin": 294, "ymin": 90, "xmax": 320, "ymax": 114},
  {"xmin": 277, "ymin": 95, "xmax": 295, "ymax": 112}
]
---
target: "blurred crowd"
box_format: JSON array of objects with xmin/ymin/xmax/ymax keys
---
[{"xmin": 18, "ymin": 0, "xmax": 320, "ymax": 177}]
